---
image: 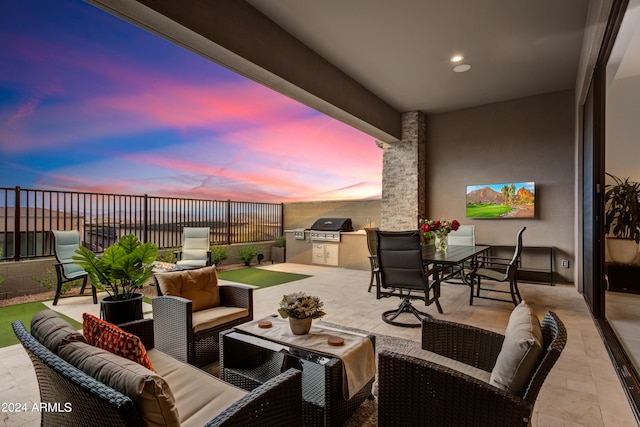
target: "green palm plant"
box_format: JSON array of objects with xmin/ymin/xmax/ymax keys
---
[
  {"xmin": 72, "ymin": 234, "xmax": 158, "ymax": 300},
  {"xmin": 605, "ymin": 173, "xmax": 640, "ymax": 243}
]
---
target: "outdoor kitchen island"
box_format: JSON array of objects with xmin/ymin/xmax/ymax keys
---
[{"xmin": 284, "ymin": 229, "xmax": 370, "ymax": 271}]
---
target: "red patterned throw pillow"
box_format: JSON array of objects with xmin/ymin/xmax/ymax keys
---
[{"xmin": 82, "ymin": 313, "xmax": 155, "ymax": 372}]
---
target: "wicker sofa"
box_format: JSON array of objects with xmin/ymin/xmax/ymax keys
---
[
  {"xmin": 12, "ymin": 310, "xmax": 301, "ymax": 426},
  {"xmin": 377, "ymin": 306, "xmax": 566, "ymax": 427}
]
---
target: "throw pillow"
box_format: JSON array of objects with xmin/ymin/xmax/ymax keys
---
[
  {"xmin": 489, "ymin": 300, "xmax": 543, "ymax": 393},
  {"xmin": 82, "ymin": 313, "xmax": 155, "ymax": 372},
  {"xmin": 155, "ymin": 266, "xmax": 220, "ymax": 312}
]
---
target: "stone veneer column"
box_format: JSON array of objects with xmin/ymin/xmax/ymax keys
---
[{"xmin": 380, "ymin": 111, "xmax": 427, "ymax": 231}]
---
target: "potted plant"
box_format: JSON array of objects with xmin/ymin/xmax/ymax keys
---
[
  {"xmin": 272, "ymin": 236, "xmax": 286, "ymax": 263},
  {"xmin": 605, "ymin": 173, "xmax": 640, "ymax": 264},
  {"xmin": 73, "ymin": 234, "xmax": 158, "ymax": 324},
  {"xmin": 278, "ymin": 292, "xmax": 325, "ymax": 335}
]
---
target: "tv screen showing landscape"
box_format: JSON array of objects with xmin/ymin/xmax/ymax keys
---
[{"xmin": 466, "ymin": 182, "xmax": 535, "ymax": 218}]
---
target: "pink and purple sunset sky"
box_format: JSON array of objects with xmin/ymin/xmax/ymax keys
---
[{"xmin": 0, "ymin": 0, "xmax": 382, "ymax": 202}]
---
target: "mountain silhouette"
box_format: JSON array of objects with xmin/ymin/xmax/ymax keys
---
[{"xmin": 466, "ymin": 187, "xmax": 502, "ymax": 204}]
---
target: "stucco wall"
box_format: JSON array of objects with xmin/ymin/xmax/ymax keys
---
[
  {"xmin": 425, "ymin": 90, "xmax": 576, "ymax": 283},
  {"xmin": 283, "ymin": 199, "xmax": 381, "ymax": 231}
]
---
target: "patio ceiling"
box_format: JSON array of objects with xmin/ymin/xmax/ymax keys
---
[
  {"xmin": 246, "ymin": 0, "xmax": 590, "ymax": 114},
  {"xmin": 88, "ymin": 0, "xmax": 590, "ymax": 141}
]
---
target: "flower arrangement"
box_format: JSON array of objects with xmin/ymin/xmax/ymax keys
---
[
  {"xmin": 420, "ymin": 218, "xmax": 460, "ymax": 236},
  {"xmin": 420, "ymin": 218, "xmax": 460, "ymax": 251},
  {"xmin": 278, "ymin": 292, "xmax": 326, "ymax": 320}
]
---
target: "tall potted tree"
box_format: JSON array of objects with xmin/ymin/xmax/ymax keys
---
[
  {"xmin": 605, "ymin": 173, "xmax": 640, "ymax": 264},
  {"xmin": 73, "ymin": 234, "xmax": 158, "ymax": 324}
]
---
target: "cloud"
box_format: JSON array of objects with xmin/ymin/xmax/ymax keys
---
[{"xmin": 0, "ymin": 2, "xmax": 382, "ymax": 201}]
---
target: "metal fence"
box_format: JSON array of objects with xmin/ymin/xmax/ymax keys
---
[{"xmin": 0, "ymin": 186, "xmax": 283, "ymax": 261}]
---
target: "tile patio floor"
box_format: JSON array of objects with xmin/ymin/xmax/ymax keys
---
[{"xmin": 1, "ymin": 263, "xmax": 637, "ymax": 426}]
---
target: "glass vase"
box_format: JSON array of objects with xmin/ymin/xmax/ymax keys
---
[{"xmin": 435, "ymin": 232, "xmax": 448, "ymax": 252}]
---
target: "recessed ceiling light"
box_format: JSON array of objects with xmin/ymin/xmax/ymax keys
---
[
  {"xmin": 450, "ymin": 55, "xmax": 464, "ymax": 63},
  {"xmin": 453, "ymin": 64, "xmax": 471, "ymax": 73}
]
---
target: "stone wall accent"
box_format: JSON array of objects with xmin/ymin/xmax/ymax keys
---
[{"xmin": 381, "ymin": 111, "xmax": 426, "ymax": 230}]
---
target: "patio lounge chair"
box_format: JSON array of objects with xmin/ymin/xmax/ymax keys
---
[
  {"xmin": 378, "ymin": 303, "xmax": 566, "ymax": 426},
  {"xmin": 175, "ymin": 227, "xmax": 212, "ymax": 267},
  {"xmin": 153, "ymin": 265, "xmax": 253, "ymax": 367},
  {"xmin": 51, "ymin": 230, "xmax": 97, "ymax": 305}
]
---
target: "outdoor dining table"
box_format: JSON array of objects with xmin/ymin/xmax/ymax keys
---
[{"xmin": 422, "ymin": 245, "xmax": 490, "ymax": 303}]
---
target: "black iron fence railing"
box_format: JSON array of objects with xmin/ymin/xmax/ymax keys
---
[{"xmin": 0, "ymin": 186, "xmax": 283, "ymax": 261}]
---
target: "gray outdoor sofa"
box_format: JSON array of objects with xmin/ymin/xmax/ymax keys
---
[{"xmin": 12, "ymin": 310, "xmax": 301, "ymax": 426}]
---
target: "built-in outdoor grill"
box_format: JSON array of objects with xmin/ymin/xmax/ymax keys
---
[
  {"xmin": 307, "ymin": 218, "xmax": 354, "ymax": 266},
  {"xmin": 309, "ymin": 218, "xmax": 354, "ymax": 242}
]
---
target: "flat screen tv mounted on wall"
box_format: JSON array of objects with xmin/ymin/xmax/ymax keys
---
[{"xmin": 466, "ymin": 181, "xmax": 535, "ymax": 218}]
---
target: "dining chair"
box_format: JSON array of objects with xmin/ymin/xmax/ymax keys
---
[
  {"xmin": 364, "ymin": 227, "xmax": 379, "ymax": 292},
  {"xmin": 471, "ymin": 227, "xmax": 526, "ymax": 306},
  {"xmin": 51, "ymin": 230, "xmax": 97, "ymax": 305},
  {"xmin": 442, "ymin": 224, "xmax": 476, "ymax": 283},
  {"xmin": 375, "ymin": 230, "xmax": 443, "ymax": 327}
]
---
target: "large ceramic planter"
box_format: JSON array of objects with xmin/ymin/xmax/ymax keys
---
[
  {"xmin": 100, "ymin": 293, "xmax": 144, "ymax": 325},
  {"xmin": 272, "ymin": 246, "xmax": 286, "ymax": 263},
  {"xmin": 607, "ymin": 237, "xmax": 639, "ymax": 264}
]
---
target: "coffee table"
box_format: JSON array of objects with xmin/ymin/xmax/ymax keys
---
[{"xmin": 219, "ymin": 319, "xmax": 376, "ymax": 426}]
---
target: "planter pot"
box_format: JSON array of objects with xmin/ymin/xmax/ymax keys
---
[
  {"xmin": 607, "ymin": 237, "xmax": 639, "ymax": 264},
  {"xmin": 272, "ymin": 246, "xmax": 286, "ymax": 263},
  {"xmin": 289, "ymin": 317, "xmax": 312, "ymax": 335},
  {"xmin": 100, "ymin": 293, "xmax": 144, "ymax": 325}
]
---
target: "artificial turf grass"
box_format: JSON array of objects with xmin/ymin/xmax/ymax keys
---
[
  {"xmin": 0, "ymin": 301, "xmax": 82, "ymax": 348},
  {"xmin": 217, "ymin": 267, "xmax": 311, "ymax": 289}
]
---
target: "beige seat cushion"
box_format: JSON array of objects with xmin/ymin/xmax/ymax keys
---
[
  {"xmin": 59, "ymin": 341, "xmax": 179, "ymax": 427},
  {"xmin": 490, "ymin": 300, "xmax": 543, "ymax": 393},
  {"xmin": 30, "ymin": 309, "xmax": 85, "ymax": 354},
  {"xmin": 176, "ymin": 259, "xmax": 208, "ymax": 267},
  {"xmin": 192, "ymin": 307, "xmax": 249, "ymax": 333},
  {"xmin": 406, "ymin": 348, "xmax": 492, "ymax": 384},
  {"xmin": 148, "ymin": 349, "xmax": 247, "ymax": 427},
  {"xmin": 155, "ymin": 266, "xmax": 220, "ymax": 311}
]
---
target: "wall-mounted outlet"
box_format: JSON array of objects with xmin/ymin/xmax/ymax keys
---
[{"xmin": 561, "ymin": 259, "xmax": 569, "ymax": 268}]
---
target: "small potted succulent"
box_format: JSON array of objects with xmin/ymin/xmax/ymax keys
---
[{"xmin": 278, "ymin": 292, "xmax": 325, "ymax": 335}]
